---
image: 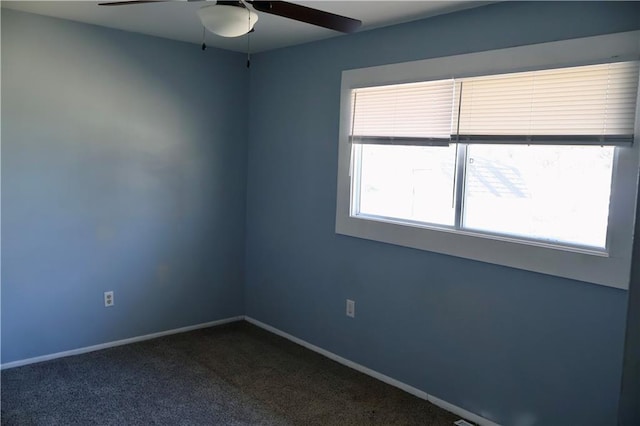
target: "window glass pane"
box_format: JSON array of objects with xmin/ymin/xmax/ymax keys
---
[
  {"xmin": 356, "ymin": 144, "xmax": 457, "ymax": 226},
  {"xmin": 462, "ymin": 145, "xmax": 614, "ymax": 248}
]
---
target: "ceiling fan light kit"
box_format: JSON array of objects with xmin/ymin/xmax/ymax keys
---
[{"xmin": 197, "ymin": 3, "xmax": 258, "ymax": 38}]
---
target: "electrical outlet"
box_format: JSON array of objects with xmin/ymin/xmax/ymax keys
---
[
  {"xmin": 104, "ymin": 291, "xmax": 114, "ymax": 307},
  {"xmin": 346, "ymin": 299, "xmax": 355, "ymax": 318}
]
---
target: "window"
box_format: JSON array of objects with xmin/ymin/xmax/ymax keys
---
[
  {"xmin": 336, "ymin": 31, "xmax": 640, "ymax": 289},
  {"xmin": 353, "ymin": 143, "xmax": 615, "ymax": 249},
  {"xmin": 350, "ymin": 62, "xmax": 637, "ymax": 250}
]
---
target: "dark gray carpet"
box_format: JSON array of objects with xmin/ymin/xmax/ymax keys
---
[{"xmin": 1, "ymin": 321, "xmax": 459, "ymax": 425}]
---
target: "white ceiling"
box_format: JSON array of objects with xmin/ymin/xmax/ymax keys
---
[{"xmin": 2, "ymin": 1, "xmax": 490, "ymax": 53}]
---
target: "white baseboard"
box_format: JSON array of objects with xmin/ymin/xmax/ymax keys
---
[
  {"xmin": 245, "ymin": 316, "xmax": 500, "ymax": 426},
  {"xmin": 1, "ymin": 316, "xmax": 244, "ymax": 370}
]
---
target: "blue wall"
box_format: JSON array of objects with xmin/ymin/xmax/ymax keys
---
[
  {"xmin": 620, "ymin": 181, "xmax": 640, "ymax": 425},
  {"xmin": 3, "ymin": 2, "xmax": 640, "ymax": 425},
  {"xmin": 1, "ymin": 10, "xmax": 248, "ymax": 363},
  {"xmin": 245, "ymin": 2, "xmax": 640, "ymax": 425}
]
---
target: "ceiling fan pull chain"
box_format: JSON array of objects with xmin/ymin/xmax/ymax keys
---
[
  {"xmin": 246, "ymin": 8, "xmax": 251, "ymax": 68},
  {"xmin": 201, "ymin": 26, "xmax": 207, "ymax": 51}
]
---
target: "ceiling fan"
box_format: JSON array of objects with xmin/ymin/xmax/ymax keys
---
[{"xmin": 98, "ymin": 1, "xmax": 362, "ymax": 37}]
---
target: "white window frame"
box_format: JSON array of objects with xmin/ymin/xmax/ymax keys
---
[{"xmin": 335, "ymin": 31, "xmax": 640, "ymax": 290}]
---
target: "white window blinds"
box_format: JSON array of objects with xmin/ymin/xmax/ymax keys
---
[
  {"xmin": 454, "ymin": 61, "xmax": 640, "ymax": 144},
  {"xmin": 350, "ymin": 79, "xmax": 456, "ymax": 146},
  {"xmin": 350, "ymin": 61, "xmax": 639, "ymax": 146}
]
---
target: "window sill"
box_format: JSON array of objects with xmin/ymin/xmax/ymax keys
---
[
  {"xmin": 353, "ymin": 213, "xmax": 610, "ymax": 257},
  {"xmin": 336, "ymin": 214, "xmax": 628, "ymax": 289}
]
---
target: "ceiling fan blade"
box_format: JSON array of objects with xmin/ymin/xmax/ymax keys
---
[
  {"xmin": 99, "ymin": 0, "xmax": 205, "ymax": 5},
  {"xmin": 98, "ymin": 1, "xmax": 169, "ymax": 5},
  {"xmin": 249, "ymin": 1, "xmax": 361, "ymax": 34}
]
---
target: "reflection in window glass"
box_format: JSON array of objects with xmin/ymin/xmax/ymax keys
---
[{"xmin": 463, "ymin": 145, "xmax": 614, "ymax": 248}]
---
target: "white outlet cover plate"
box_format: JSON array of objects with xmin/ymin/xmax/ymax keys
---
[
  {"xmin": 104, "ymin": 291, "xmax": 114, "ymax": 307},
  {"xmin": 346, "ymin": 299, "xmax": 355, "ymax": 318}
]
